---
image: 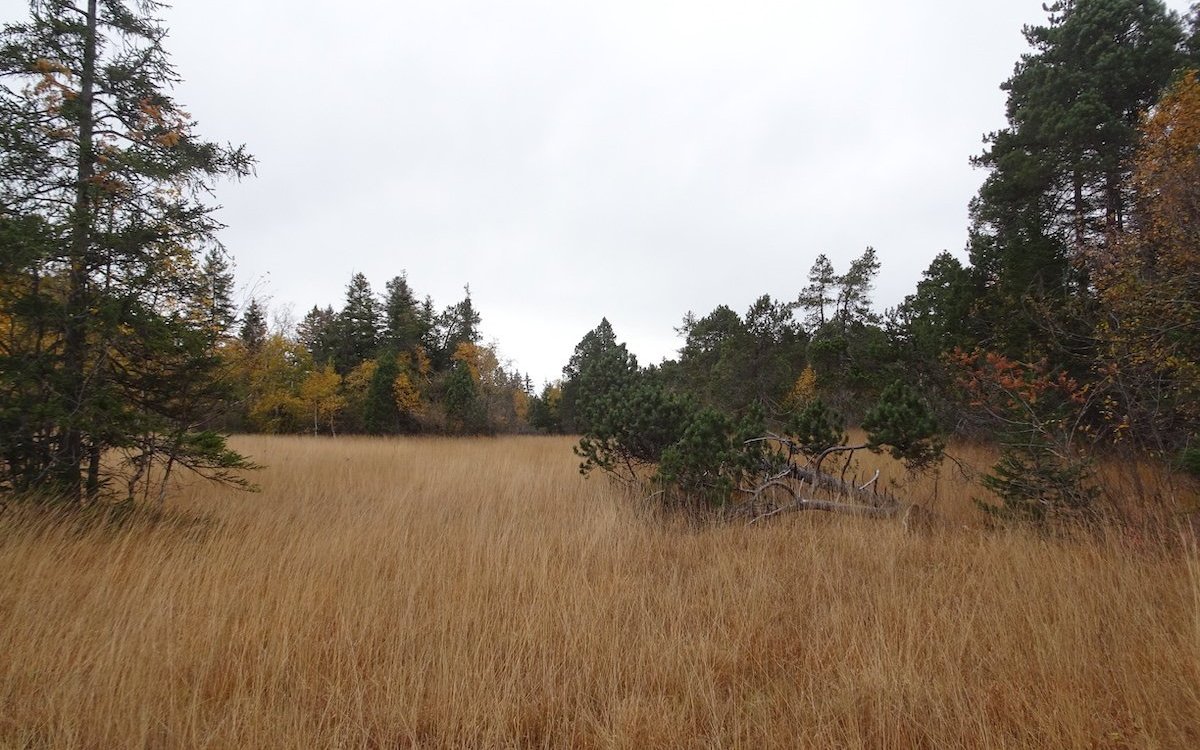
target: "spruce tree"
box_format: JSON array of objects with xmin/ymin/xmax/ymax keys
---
[
  {"xmin": 197, "ymin": 248, "xmax": 237, "ymax": 344},
  {"xmin": 435, "ymin": 285, "xmax": 481, "ymax": 366},
  {"xmin": 296, "ymin": 305, "xmax": 338, "ymax": 366},
  {"xmin": 383, "ymin": 273, "xmax": 422, "ymax": 353},
  {"xmin": 239, "ymin": 299, "xmax": 268, "ymax": 353},
  {"xmin": 0, "ymin": 0, "xmax": 254, "ymax": 501},
  {"xmin": 336, "ymin": 272, "xmax": 380, "ymax": 372},
  {"xmin": 444, "ymin": 360, "xmax": 485, "ymax": 434},
  {"xmin": 363, "ymin": 350, "xmax": 401, "ymax": 435}
]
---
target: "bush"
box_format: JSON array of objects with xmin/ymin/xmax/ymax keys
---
[{"xmin": 862, "ymin": 381, "xmax": 944, "ymax": 472}]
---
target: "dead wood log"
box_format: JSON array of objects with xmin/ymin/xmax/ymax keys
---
[{"xmin": 739, "ymin": 434, "xmax": 939, "ymax": 529}]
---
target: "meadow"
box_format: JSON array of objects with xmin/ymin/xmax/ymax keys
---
[{"xmin": 1, "ymin": 435, "xmax": 1198, "ymax": 748}]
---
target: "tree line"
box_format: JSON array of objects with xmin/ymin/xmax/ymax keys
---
[
  {"xmin": 219, "ymin": 272, "xmax": 534, "ymax": 437},
  {"xmin": 0, "ymin": 2, "xmax": 553, "ymax": 506},
  {"xmin": 2, "ymin": 0, "xmax": 1199, "ymax": 516},
  {"xmin": 551, "ymin": 0, "xmax": 1200, "ymax": 523}
]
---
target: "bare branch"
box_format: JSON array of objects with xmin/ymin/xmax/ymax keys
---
[{"xmin": 749, "ymin": 498, "xmax": 903, "ymax": 525}]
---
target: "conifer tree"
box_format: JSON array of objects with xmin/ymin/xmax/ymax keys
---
[
  {"xmin": 296, "ymin": 304, "xmax": 338, "ymax": 366},
  {"xmin": 969, "ymin": 0, "xmax": 1185, "ymax": 359},
  {"xmin": 796, "ymin": 254, "xmax": 837, "ymax": 329},
  {"xmin": 383, "ymin": 273, "xmax": 422, "ymax": 354},
  {"xmin": 196, "ymin": 248, "xmax": 237, "ymax": 344},
  {"xmin": 435, "ymin": 285, "xmax": 481, "ymax": 366},
  {"xmin": 0, "ymin": 0, "xmax": 254, "ymax": 500},
  {"xmin": 336, "ymin": 272, "xmax": 380, "ymax": 371},
  {"xmin": 239, "ymin": 299, "xmax": 268, "ymax": 353},
  {"xmin": 560, "ymin": 318, "xmax": 638, "ymax": 434},
  {"xmin": 363, "ymin": 350, "xmax": 401, "ymax": 434}
]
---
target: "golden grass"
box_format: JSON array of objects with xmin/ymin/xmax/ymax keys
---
[{"xmin": 2, "ymin": 435, "xmax": 1199, "ymax": 748}]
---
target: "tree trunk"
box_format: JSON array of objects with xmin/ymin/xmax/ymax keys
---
[
  {"xmin": 85, "ymin": 440, "xmax": 101, "ymax": 502},
  {"xmin": 60, "ymin": 0, "xmax": 99, "ymax": 501},
  {"xmin": 1073, "ymin": 169, "xmax": 1086, "ymax": 254}
]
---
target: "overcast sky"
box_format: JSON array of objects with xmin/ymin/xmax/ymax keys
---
[{"xmin": 3, "ymin": 1, "xmax": 1195, "ymax": 384}]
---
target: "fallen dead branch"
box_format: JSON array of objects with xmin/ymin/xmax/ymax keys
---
[{"xmin": 738, "ymin": 434, "xmax": 938, "ymax": 529}]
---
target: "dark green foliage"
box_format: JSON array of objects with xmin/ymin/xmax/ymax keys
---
[
  {"xmin": 969, "ymin": 0, "xmax": 1185, "ymax": 361},
  {"xmin": 435, "ymin": 286, "xmax": 481, "ymax": 366},
  {"xmin": 198, "ymin": 248, "xmax": 237, "ymax": 342},
  {"xmin": 149, "ymin": 430, "xmax": 259, "ymax": 494},
  {"xmin": 239, "ymin": 298, "xmax": 268, "ymax": 353},
  {"xmin": 657, "ymin": 405, "xmax": 766, "ymax": 505},
  {"xmin": 862, "ymin": 382, "xmax": 945, "ymax": 472},
  {"xmin": 798, "ymin": 248, "xmax": 892, "ymax": 417},
  {"xmin": 571, "ymin": 326, "xmax": 951, "ymax": 513},
  {"xmin": 807, "ymin": 320, "xmax": 892, "ymax": 420},
  {"xmin": 363, "ymin": 351, "xmax": 402, "ymax": 435},
  {"xmin": 743, "ymin": 295, "xmax": 808, "ymax": 408},
  {"xmin": 669, "ymin": 297, "xmax": 807, "ymax": 416},
  {"xmin": 560, "ymin": 318, "xmax": 638, "ymax": 434},
  {"xmin": 979, "ymin": 438, "xmax": 1097, "ymax": 525},
  {"xmin": 834, "ymin": 247, "xmax": 881, "ymax": 332},
  {"xmin": 1189, "ymin": 4, "xmax": 1200, "ymax": 61},
  {"xmin": 528, "ymin": 384, "xmax": 563, "ymax": 434},
  {"xmin": 892, "ymin": 251, "xmax": 978, "ymax": 356},
  {"xmin": 383, "ymin": 273, "xmax": 424, "ymax": 354},
  {"xmin": 0, "ymin": 0, "xmax": 255, "ymax": 502},
  {"xmin": 418, "ymin": 296, "xmax": 439, "ymax": 353},
  {"xmin": 296, "ymin": 305, "xmax": 338, "ymax": 366},
  {"xmin": 574, "ymin": 376, "xmax": 693, "ymax": 482},
  {"xmin": 785, "ymin": 400, "xmax": 846, "ymax": 457},
  {"xmin": 672, "ymin": 305, "xmax": 748, "ymax": 407},
  {"xmin": 444, "ymin": 360, "xmax": 487, "ymax": 434},
  {"xmin": 336, "ymin": 273, "xmax": 380, "ymax": 372},
  {"xmin": 796, "ymin": 253, "xmax": 837, "ymax": 329}
]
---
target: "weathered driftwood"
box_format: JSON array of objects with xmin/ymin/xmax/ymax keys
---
[{"xmin": 739, "ymin": 434, "xmax": 937, "ymax": 530}]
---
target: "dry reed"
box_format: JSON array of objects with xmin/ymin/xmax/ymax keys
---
[{"xmin": 1, "ymin": 435, "xmax": 1198, "ymax": 748}]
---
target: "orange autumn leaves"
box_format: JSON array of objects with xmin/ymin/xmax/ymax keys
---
[
  {"xmin": 1094, "ymin": 71, "xmax": 1200, "ymax": 429},
  {"xmin": 957, "ymin": 72, "xmax": 1200, "ymax": 448}
]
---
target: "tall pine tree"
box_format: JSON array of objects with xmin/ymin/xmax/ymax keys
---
[
  {"xmin": 969, "ymin": 0, "xmax": 1185, "ymax": 359},
  {"xmin": 0, "ymin": 0, "xmax": 255, "ymax": 501},
  {"xmin": 335, "ymin": 272, "xmax": 380, "ymax": 372},
  {"xmin": 382, "ymin": 273, "xmax": 423, "ymax": 354}
]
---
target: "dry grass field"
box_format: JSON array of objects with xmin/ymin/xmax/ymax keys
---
[{"xmin": 2, "ymin": 435, "xmax": 1199, "ymax": 748}]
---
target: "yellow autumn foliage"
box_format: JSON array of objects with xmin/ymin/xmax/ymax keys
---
[
  {"xmin": 299, "ymin": 363, "xmax": 344, "ymax": 435},
  {"xmin": 784, "ymin": 366, "xmax": 818, "ymax": 411},
  {"xmin": 393, "ymin": 371, "xmax": 422, "ymax": 415}
]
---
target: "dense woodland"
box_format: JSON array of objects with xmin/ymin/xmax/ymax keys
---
[{"xmin": 2, "ymin": 0, "xmax": 1199, "ymax": 520}]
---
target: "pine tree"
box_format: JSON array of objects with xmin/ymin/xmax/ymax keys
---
[
  {"xmin": 969, "ymin": 0, "xmax": 1185, "ymax": 359},
  {"xmin": 836, "ymin": 248, "xmax": 880, "ymax": 328},
  {"xmin": 560, "ymin": 318, "xmax": 639, "ymax": 434},
  {"xmin": 0, "ymin": 0, "xmax": 254, "ymax": 501},
  {"xmin": 196, "ymin": 248, "xmax": 237, "ymax": 344},
  {"xmin": 296, "ymin": 305, "xmax": 338, "ymax": 366},
  {"xmin": 894, "ymin": 251, "xmax": 978, "ymax": 356},
  {"xmin": 336, "ymin": 272, "xmax": 380, "ymax": 371},
  {"xmin": 796, "ymin": 254, "xmax": 837, "ymax": 329},
  {"xmin": 363, "ymin": 350, "xmax": 401, "ymax": 434},
  {"xmin": 435, "ymin": 285, "xmax": 481, "ymax": 366},
  {"xmin": 239, "ymin": 299, "xmax": 268, "ymax": 353},
  {"xmin": 383, "ymin": 273, "xmax": 422, "ymax": 354}
]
